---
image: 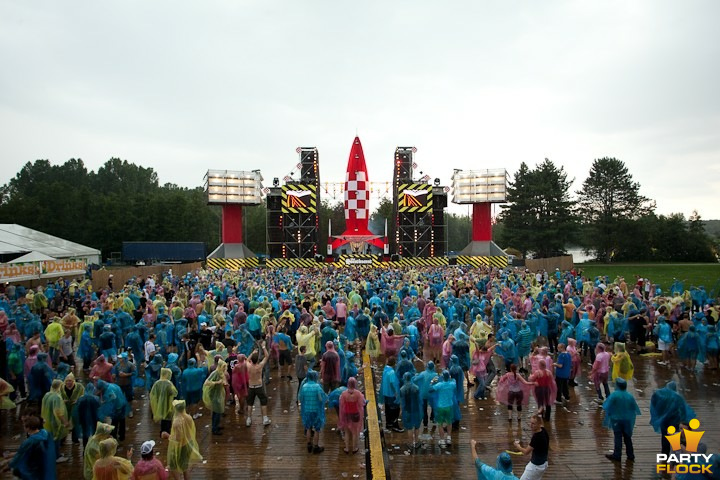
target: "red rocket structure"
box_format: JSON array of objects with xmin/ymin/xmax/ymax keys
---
[{"xmin": 330, "ymin": 137, "xmax": 386, "ymax": 252}]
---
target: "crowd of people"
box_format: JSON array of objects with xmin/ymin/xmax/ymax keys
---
[{"xmin": 0, "ymin": 265, "xmax": 718, "ymax": 479}]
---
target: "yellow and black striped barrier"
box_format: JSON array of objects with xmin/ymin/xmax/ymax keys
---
[
  {"xmin": 267, "ymin": 258, "xmax": 319, "ymax": 268},
  {"xmin": 363, "ymin": 350, "xmax": 388, "ymax": 480},
  {"xmin": 205, "ymin": 257, "xmax": 260, "ymax": 270},
  {"xmin": 391, "ymin": 257, "xmax": 449, "ymax": 267},
  {"xmin": 206, "ymin": 255, "xmax": 508, "ymax": 270},
  {"xmin": 456, "ymin": 255, "xmax": 508, "ymax": 269}
]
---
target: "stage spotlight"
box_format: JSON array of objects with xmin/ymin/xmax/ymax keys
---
[
  {"xmin": 273, "ymin": 177, "xmax": 279, "ymax": 187},
  {"xmin": 434, "ymin": 178, "xmax": 441, "ymax": 186}
]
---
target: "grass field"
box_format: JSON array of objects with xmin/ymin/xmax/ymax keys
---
[{"xmin": 576, "ymin": 263, "xmax": 720, "ymax": 293}]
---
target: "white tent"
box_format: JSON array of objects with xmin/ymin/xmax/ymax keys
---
[
  {"xmin": 0, "ymin": 225, "xmax": 101, "ymax": 283},
  {"xmin": 0, "ymin": 224, "xmax": 100, "ymax": 262},
  {"xmin": 8, "ymin": 251, "xmax": 57, "ymax": 263}
]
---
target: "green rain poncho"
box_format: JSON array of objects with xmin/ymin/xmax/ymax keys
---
[
  {"xmin": 202, "ymin": 359, "xmax": 227, "ymax": 414},
  {"xmin": 41, "ymin": 379, "xmax": 70, "ymax": 440},
  {"xmin": 83, "ymin": 422, "xmax": 115, "ymax": 480},
  {"xmin": 167, "ymin": 400, "xmax": 203, "ymax": 473},
  {"xmin": 60, "ymin": 372, "xmax": 85, "ymax": 415},
  {"xmin": 150, "ymin": 368, "xmax": 178, "ymax": 422}
]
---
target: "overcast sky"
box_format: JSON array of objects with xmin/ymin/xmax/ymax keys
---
[{"xmin": 1, "ymin": 0, "xmax": 719, "ymax": 219}]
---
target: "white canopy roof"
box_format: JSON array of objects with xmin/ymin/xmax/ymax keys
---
[
  {"xmin": 0, "ymin": 224, "xmax": 101, "ymax": 259},
  {"xmin": 8, "ymin": 251, "xmax": 57, "ymax": 263}
]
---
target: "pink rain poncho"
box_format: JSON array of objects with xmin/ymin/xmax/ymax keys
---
[{"xmin": 338, "ymin": 377, "xmax": 365, "ymax": 436}]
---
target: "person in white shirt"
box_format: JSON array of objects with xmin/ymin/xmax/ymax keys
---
[{"xmin": 145, "ymin": 333, "xmax": 157, "ymax": 363}]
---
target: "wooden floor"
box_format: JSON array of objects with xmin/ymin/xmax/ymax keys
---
[
  {"xmin": 1, "ymin": 351, "xmax": 718, "ymax": 479},
  {"xmin": 375, "ymin": 353, "xmax": 720, "ymax": 480}
]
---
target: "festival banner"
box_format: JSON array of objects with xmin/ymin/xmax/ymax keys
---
[
  {"xmin": 0, "ymin": 262, "xmax": 41, "ymax": 282},
  {"xmin": 41, "ymin": 259, "xmax": 87, "ymax": 277}
]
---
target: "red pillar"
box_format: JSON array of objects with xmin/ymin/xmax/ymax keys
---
[
  {"xmin": 221, "ymin": 204, "xmax": 243, "ymax": 243},
  {"xmin": 472, "ymin": 203, "xmax": 492, "ymax": 241}
]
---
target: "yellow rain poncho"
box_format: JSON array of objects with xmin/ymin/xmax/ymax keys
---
[
  {"xmin": 84, "ymin": 422, "xmax": 115, "ymax": 480},
  {"xmin": 296, "ymin": 326, "xmax": 319, "ymax": 360},
  {"xmin": 366, "ymin": 324, "xmax": 380, "ymax": 359},
  {"xmin": 469, "ymin": 316, "xmax": 493, "ymax": 355},
  {"xmin": 150, "ymin": 368, "xmax": 178, "ymax": 422},
  {"xmin": 92, "ymin": 437, "xmax": 133, "ymax": 480},
  {"xmin": 60, "ymin": 373, "xmax": 85, "ymax": 418},
  {"xmin": 167, "ymin": 400, "xmax": 203, "ymax": 473},
  {"xmin": 209, "ymin": 342, "xmax": 228, "ymax": 361},
  {"xmin": 202, "ymin": 360, "xmax": 227, "ymax": 414},
  {"xmin": 44, "ymin": 317, "xmax": 64, "ymax": 349},
  {"xmin": 41, "ymin": 379, "xmax": 70, "ymax": 441},
  {"xmin": 432, "ymin": 311, "xmax": 447, "ymax": 329},
  {"xmin": 611, "ymin": 342, "xmax": 634, "ymax": 381},
  {"xmin": 0, "ymin": 377, "xmax": 16, "ymax": 409}
]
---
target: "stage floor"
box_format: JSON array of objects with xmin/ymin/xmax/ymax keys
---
[{"xmin": 1, "ymin": 351, "xmax": 717, "ymax": 480}]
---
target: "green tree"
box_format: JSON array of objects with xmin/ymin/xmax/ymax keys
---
[
  {"xmin": 499, "ymin": 163, "xmax": 534, "ymax": 257},
  {"xmin": 447, "ymin": 212, "xmax": 472, "ymax": 252},
  {"xmin": 576, "ymin": 157, "xmax": 655, "ymax": 261},
  {"xmin": 370, "ymin": 197, "xmax": 393, "ymax": 231},
  {"xmin": 500, "ymin": 159, "xmax": 577, "ymax": 258},
  {"xmin": 317, "ymin": 199, "xmax": 345, "ymax": 254},
  {"xmin": 0, "ymin": 157, "xmax": 222, "ymax": 260}
]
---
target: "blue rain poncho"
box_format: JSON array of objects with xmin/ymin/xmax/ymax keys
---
[
  {"xmin": 495, "ymin": 334, "xmax": 518, "ymax": 365},
  {"xmin": 429, "ymin": 372, "xmax": 458, "ymax": 422},
  {"xmin": 28, "ymin": 353, "xmax": 53, "ymax": 401},
  {"xmin": 234, "ymin": 325, "xmax": 255, "ymax": 356},
  {"xmin": 650, "ymin": 381, "xmax": 696, "ymax": 433},
  {"xmin": 181, "ymin": 358, "xmax": 206, "ymax": 404},
  {"xmin": 400, "ymin": 372, "xmax": 422, "ymax": 430},
  {"xmin": 475, "ymin": 452, "xmax": 518, "ymax": 480},
  {"xmin": 412, "ymin": 361, "xmax": 438, "ymax": 401},
  {"xmin": 78, "ymin": 324, "xmax": 95, "ymax": 363},
  {"xmin": 74, "ymin": 383, "xmax": 100, "ymax": 442},
  {"xmin": 298, "ymin": 371, "xmax": 328, "ymax": 431},
  {"xmin": 166, "ymin": 353, "xmax": 183, "ymax": 391},
  {"xmin": 54, "ymin": 362, "xmax": 71, "ymax": 381},
  {"xmin": 395, "ymin": 350, "xmax": 416, "ymax": 381},
  {"xmin": 342, "ymin": 351, "xmax": 358, "ymax": 386},
  {"xmin": 559, "ymin": 320, "xmax": 574, "ymax": 346},
  {"xmin": 653, "ymin": 317, "xmax": 673, "ymax": 344},
  {"xmin": 344, "ymin": 315, "xmax": 357, "ymax": 342},
  {"xmin": 451, "ymin": 333, "xmax": 471, "ymax": 371},
  {"xmin": 328, "ymin": 386, "xmax": 347, "ymax": 410},
  {"xmin": 97, "ymin": 380, "xmax": 129, "ymax": 420},
  {"xmin": 125, "ymin": 327, "xmax": 144, "ymax": 361},
  {"xmin": 677, "ymin": 327, "xmax": 704, "ymax": 362},
  {"xmin": 706, "ymin": 325, "xmax": 720, "ymax": 353},
  {"xmin": 516, "ymin": 323, "xmax": 534, "ymax": 358},
  {"xmin": 449, "ymin": 355, "xmax": 465, "ymax": 405},
  {"xmin": 602, "ymin": 378, "xmax": 641, "ymax": 433},
  {"xmin": 8, "ymin": 428, "xmax": 56, "ymax": 480},
  {"xmin": 145, "ymin": 354, "xmax": 164, "ymax": 390},
  {"xmin": 378, "ymin": 365, "xmax": 400, "ymax": 404},
  {"xmin": 575, "ymin": 313, "xmax": 593, "ymax": 344}
]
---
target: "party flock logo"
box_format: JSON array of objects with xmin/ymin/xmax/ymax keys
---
[{"xmin": 656, "ymin": 419, "xmax": 713, "ymax": 475}]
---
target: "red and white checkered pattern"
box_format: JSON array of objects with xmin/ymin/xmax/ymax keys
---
[{"xmin": 344, "ymin": 170, "xmax": 368, "ymax": 221}]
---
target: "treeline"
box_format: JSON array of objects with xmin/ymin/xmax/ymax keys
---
[
  {"xmin": 0, "ymin": 159, "xmax": 221, "ymax": 259},
  {"xmin": 0, "ymin": 159, "xmax": 475, "ymax": 260},
  {"xmin": 498, "ymin": 157, "xmax": 718, "ymax": 262},
  {"xmin": 0, "ymin": 157, "xmax": 716, "ymax": 262}
]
